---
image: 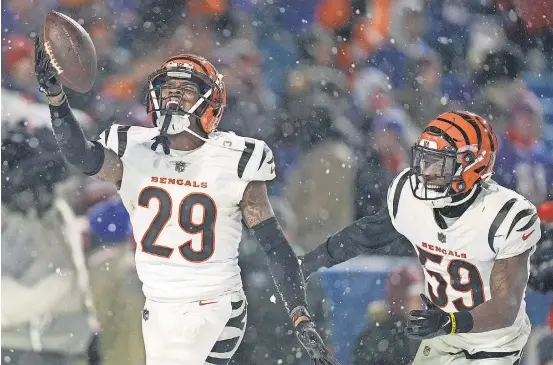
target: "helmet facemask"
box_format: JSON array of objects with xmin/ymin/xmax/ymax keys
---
[
  {"xmin": 146, "ymin": 55, "xmax": 226, "ymax": 154},
  {"xmin": 148, "ymin": 64, "xmax": 220, "ymax": 136},
  {"xmin": 410, "ymin": 143, "xmax": 458, "ymax": 207}
]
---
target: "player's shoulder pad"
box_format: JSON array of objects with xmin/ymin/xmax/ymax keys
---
[
  {"xmin": 96, "ymin": 124, "xmax": 157, "ymax": 159},
  {"xmin": 387, "ymin": 168, "xmax": 412, "ymax": 221},
  {"xmin": 210, "ymin": 132, "xmax": 275, "ymax": 182},
  {"xmin": 486, "ymin": 186, "xmax": 541, "ymax": 254}
]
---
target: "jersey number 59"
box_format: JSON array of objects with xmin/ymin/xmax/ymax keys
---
[
  {"xmin": 138, "ymin": 187, "xmax": 217, "ymax": 262},
  {"xmin": 417, "ymin": 246, "xmax": 485, "ymax": 311}
]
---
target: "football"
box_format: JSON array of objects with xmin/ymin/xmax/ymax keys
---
[{"xmin": 42, "ymin": 11, "xmax": 97, "ymax": 93}]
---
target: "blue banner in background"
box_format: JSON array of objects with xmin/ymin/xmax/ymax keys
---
[{"xmin": 318, "ymin": 256, "xmax": 553, "ymax": 365}]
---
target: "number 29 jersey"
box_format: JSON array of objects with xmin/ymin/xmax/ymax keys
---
[
  {"xmin": 387, "ymin": 168, "xmax": 541, "ymax": 352},
  {"xmin": 97, "ymin": 125, "xmax": 276, "ymax": 302}
]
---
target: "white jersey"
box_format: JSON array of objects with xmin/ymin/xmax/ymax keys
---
[
  {"xmin": 97, "ymin": 125, "xmax": 276, "ymax": 302},
  {"xmin": 387, "ymin": 168, "xmax": 541, "ymax": 352}
]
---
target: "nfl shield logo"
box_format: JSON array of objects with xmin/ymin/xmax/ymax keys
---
[
  {"xmin": 423, "ymin": 346, "xmax": 431, "ymax": 356},
  {"xmin": 438, "ymin": 232, "xmax": 446, "ymax": 243},
  {"xmin": 173, "ymin": 161, "xmax": 188, "ymax": 173}
]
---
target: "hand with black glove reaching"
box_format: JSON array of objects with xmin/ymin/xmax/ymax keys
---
[
  {"xmin": 291, "ymin": 306, "xmax": 341, "ymax": 365},
  {"xmin": 406, "ymin": 294, "xmax": 473, "ymax": 340},
  {"xmin": 34, "ymin": 36, "xmax": 64, "ymax": 100}
]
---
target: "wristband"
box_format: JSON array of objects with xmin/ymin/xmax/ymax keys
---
[
  {"xmin": 448, "ymin": 311, "xmax": 474, "ymax": 334},
  {"xmin": 290, "ymin": 306, "xmax": 311, "ymax": 327},
  {"xmin": 47, "ymin": 92, "xmax": 67, "ymax": 107},
  {"xmin": 448, "ymin": 313, "xmax": 456, "ymax": 334}
]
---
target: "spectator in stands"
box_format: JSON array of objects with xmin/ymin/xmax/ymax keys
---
[
  {"xmin": 494, "ymin": 88, "xmax": 553, "ymax": 205},
  {"xmin": 1, "ymin": 122, "xmax": 100, "ymax": 365},
  {"xmin": 353, "ymin": 67, "xmax": 419, "ymax": 142},
  {"xmin": 218, "ymin": 38, "xmax": 278, "ymax": 141},
  {"xmin": 284, "ymin": 107, "xmax": 357, "ymax": 253},
  {"xmin": 351, "ymin": 264, "xmax": 424, "ymax": 365},
  {"xmin": 2, "ymin": 35, "xmax": 43, "ymax": 101},
  {"xmin": 86, "ymin": 196, "xmax": 145, "ymax": 365},
  {"xmin": 471, "ymin": 44, "xmax": 526, "ymax": 134},
  {"xmin": 368, "ymin": 0, "xmax": 434, "ymax": 89},
  {"xmin": 425, "ymin": 0, "xmax": 472, "ymax": 71},
  {"xmin": 2, "ymin": 0, "xmax": 52, "ymax": 35},
  {"xmin": 395, "ymin": 50, "xmax": 454, "ymax": 129},
  {"xmin": 354, "ymin": 110, "xmax": 411, "ymax": 219},
  {"xmin": 496, "ymin": 0, "xmax": 553, "ymax": 59}
]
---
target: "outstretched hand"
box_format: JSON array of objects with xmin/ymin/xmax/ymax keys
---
[{"xmin": 405, "ymin": 294, "xmax": 453, "ymax": 340}]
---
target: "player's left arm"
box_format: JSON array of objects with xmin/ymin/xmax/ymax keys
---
[
  {"xmin": 468, "ymin": 249, "xmax": 532, "ymax": 332},
  {"xmin": 240, "ymin": 180, "xmax": 308, "ymax": 317},
  {"xmin": 240, "ymin": 180, "xmax": 341, "ymax": 364},
  {"xmin": 463, "ymin": 199, "xmax": 542, "ymax": 333}
]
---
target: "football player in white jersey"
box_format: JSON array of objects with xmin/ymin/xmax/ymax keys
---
[
  {"xmin": 300, "ymin": 111, "xmax": 542, "ymax": 365},
  {"xmin": 35, "ymin": 39, "xmax": 340, "ymax": 365}
]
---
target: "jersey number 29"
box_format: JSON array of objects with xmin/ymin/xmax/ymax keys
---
[{"xmin": 138, "ymin": 187, "xmax": 216, "ymax": 262}]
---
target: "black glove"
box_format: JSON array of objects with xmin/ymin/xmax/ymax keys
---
[
  {"xmin": 34, "ymin": 36, "xmax": 63, "ymax": 97},
  {"xmin": 292, "ymin": 308, "xmax": 341, "ymax": 365},
  {"xmin": 405, "ymin": 294, "xmax": 453, "ymax": 340}
]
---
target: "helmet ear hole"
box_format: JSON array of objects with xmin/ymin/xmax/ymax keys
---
[
  {"xmin": 459, "ymin": 151, "xmax": 476, "ymax": 166},
  {"xmin": 451, "ymin": 180, "xmax": 466, "ymax": 193}
]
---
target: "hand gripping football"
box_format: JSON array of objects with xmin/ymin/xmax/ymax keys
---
[{"xmin": 42, "ymin": 11, "xmax": 97, "ymax": 93}]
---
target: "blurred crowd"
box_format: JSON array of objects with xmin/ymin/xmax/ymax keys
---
[{"xmin": 2, "ymin": 0, "xmax": 553, "ymax": 364}]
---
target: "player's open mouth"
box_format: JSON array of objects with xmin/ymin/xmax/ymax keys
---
[
  {"xmin": 165, "ymin": 98, "xmax": 183, "ymax": 111},
  {"xmin": 427, "ymin": 184, "xmax": 445, "ymax": 191}
]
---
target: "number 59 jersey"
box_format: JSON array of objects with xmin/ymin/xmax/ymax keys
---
[
  {"xmin": 97, "ymin": 125, "xmax": 276, "ymax": 302},
  {"xmin": 388, "ymin": 169, "xmax": 541, "ymax": 352}
]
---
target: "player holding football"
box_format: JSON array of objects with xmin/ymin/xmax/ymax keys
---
[
  {"xmin": 300, "ymin": 111, "xmax": 541, "ymax": 365},
  {"xmin": 34, "ymin": 38, "xmax": 340, "ymax": 365}
]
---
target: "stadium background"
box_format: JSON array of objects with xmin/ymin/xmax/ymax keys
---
[{"xmin": 2, "ymin": 0, "xmax": 553, "ymax": 364}]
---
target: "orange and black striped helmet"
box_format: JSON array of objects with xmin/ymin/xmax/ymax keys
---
[
  {"xmin": 146, "ymin": 54, "xmax": 226, "ymax": 134},
  {"xmin": 410, "ymin": 111, "xmax": 498, "ymax": 206}
]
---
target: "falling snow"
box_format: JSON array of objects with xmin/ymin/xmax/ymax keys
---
[{"xmin": 2, "ymin": 0, "xmax": 553, "ymax": 364}]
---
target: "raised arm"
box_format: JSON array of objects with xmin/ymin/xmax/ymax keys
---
[
  {"xmin": 35, "ymin": 36, "xmax": 122, "ymax": 186},
  {"xmin": 240, "ymin": 180, "xmax": 341, "ymax": 365}
]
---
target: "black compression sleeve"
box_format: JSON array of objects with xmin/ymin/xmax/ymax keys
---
[
  {"xmin": 301, "ymin": 208, "xmax": 413, "ymax": 277},
  {"xmin": 251, "ymin": 217, "xmax": 307, "ymax": 313},
  {"xmin": 49, "ymin": 98, "xmax": 105, "ymax": 176}
]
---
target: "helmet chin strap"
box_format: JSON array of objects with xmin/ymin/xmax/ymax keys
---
[{"xmin": 151, "ymin": 88, "xmax": 213, "ymax": 154}]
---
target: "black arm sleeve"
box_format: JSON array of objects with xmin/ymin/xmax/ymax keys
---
[
  {"xmin": 301, "ymin": 208, "xmax": 413, "ymax": 278},
  {"xmin": 251, "ymin": 217, "xmax": 307, "ymax": 313},
  {"xmin": 49, "ymin": 98, "xmax": 105, "ymax": 176}
]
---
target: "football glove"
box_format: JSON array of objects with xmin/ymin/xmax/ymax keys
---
[
  {"xmin": 292, "ymin": 307, "xmax": 341, "ymax": 365},
  {"xmin": 405, "ymin": 294, "xmax": 453, "ymax": 340},
  {"xmin": 34, "ymin": 36, "xmax": 63, "ymax": 97}
]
